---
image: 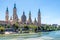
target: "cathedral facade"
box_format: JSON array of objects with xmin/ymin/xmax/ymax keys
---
[{"xmin": 0, "ymin": 4, "xmax": 41, "ymax": 27}]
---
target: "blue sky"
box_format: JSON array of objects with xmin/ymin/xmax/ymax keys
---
[{"xmin": 0, "ymin": 0, "xmax": 60, "ymax": 25}]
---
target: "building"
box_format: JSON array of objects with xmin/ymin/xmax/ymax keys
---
[
  {"xmin": 21, "ymin": 11, "xmax": 26, "ymax": 24},
  {"xmin": 13, "ymin": 3, "xmax": 18, "ymax": 24},
  {"xmin": 5, "ymin": 7, "xmax": 9, "ymax": 22},
  {"xmin": 0, "ymin": 3, "xmax": 41, "ymax": 27},
  {"xmin": 27, "ymin": 11, "xmax": 32, "ymax": 24},
  {"xmin": 37, "ymin": 9, "xmax": 41, "ymax": 27},
  {"xmin": 34, "ymin": 18, "xmax": 37, "ymax": 26},
  {"xmin": 52, "ymin": 24, "xmax": 58, "ymax": 27}
]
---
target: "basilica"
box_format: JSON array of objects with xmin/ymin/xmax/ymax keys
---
[{"xmin": 0, "ymin": 4, "xmax": 41, "ymax": 27}]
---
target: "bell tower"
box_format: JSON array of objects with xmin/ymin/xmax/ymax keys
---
[
  {"xmin": 13, "ymin": 3, "xmax": 18, "ymax": 24},
  {"xmin": 38, "ymin": 9, "xmax": 41, "ymax": 27},
  {"xmin": 5, "ymin": 7, "xmax": 9, "ymax": 22}
]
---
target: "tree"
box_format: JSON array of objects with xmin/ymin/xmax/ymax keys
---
[
  {"xmin": 6, "ymin": 24, "xmax": 10, "ymax": 28},
  {"xmin": 12, "ymin": 23, "xmax": 19, "ymax": 32},
  {"xmin": 0, "ymin": 26, "xmax": 5, "ymax": 34},
  {"xmin": 28, "ymin": 25, "xmax": 37, "ymax": 32}
]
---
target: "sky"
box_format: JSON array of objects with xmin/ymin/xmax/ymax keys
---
[{"xmin": 0, "ymin": 0, "xmax": 60, "ymax": 25}]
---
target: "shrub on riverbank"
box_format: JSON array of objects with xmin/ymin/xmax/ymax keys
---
[
  {"xmin": 0, "ymin": 23, "xmax": 60, "ymax": 34},
  {"xmin": 0, "ymin": 26, "xmax": 5, "ymax": 34}
]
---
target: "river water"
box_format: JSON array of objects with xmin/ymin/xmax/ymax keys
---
[{"xmin": 0, "ymin": 31, "xmax": 60, "ymax": 40}]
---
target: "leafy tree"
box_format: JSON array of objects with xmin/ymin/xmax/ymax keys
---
[
  {"xmin": 28, "ymin": 25, "xmax": 37, "ymax": 32},
  {"xmin": 6, "ymin": 24, "xmax": 10, "ymax": 28},
  {"xmin": 0, "ymin": 26, "xmax": 5, "ymax": 34},
  {"xmin": 12, "ymin": 23, "xmax": 19, "ymax": 32}
]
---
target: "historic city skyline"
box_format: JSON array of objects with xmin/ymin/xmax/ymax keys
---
[
  {"xmin": 0, "ymin": 0, "xmax": 60, "ymax": 25},
  {"xmin": 4, "ymin": 3, "xmax": 41, "ymax": 27}
]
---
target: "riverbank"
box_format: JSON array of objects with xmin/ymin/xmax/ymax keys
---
[{"xmin": 0, "ymin": 30, "xmax": 58, "ymax": 35}]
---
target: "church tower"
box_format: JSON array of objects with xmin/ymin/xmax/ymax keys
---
[
  {"xmin": 34, "ymin": 18, "xmax": 37, "ymax": 25},
  {"xmin": 38, "ymin": 9, "xmax": 41, "ymax": 27},
  {"xmin": 5, "ymin": 7, "xmax": 9, "ymax": 22},
  {"xmin": 28, "ymin": 11, "xmax": 32, "ymax": 24},
  {"xmin": 21, "ymin": 11, "xmax": 26, "ymax": 24},
  {"xmin": 13, "ymin": 3, "xmax": 18, "ymax": 24}
]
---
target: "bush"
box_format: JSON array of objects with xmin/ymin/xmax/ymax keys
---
[{"xmin": 0, "ymin": 26, "xmax": 5, "ymax": 34}]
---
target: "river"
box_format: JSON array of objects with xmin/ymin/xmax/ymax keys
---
[{"xmin": 0, "ymin": 31, "xmax": 60, "ymax": 40}]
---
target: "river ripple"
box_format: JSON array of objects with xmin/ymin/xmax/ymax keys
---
[{"xmin": 0, "ymin": 31, "xmax": 60, "ymax": 40}]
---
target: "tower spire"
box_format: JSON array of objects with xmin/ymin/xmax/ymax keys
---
[
  {"xmin": 38, "ymin": 9, "xmax": 41, "ymax": 27},
  {"xmin": 34, "ymin": 18, "xmax": 37, "ymax": 25},
  {"xmin": 13, "ymin": 3, "xmax": 18, "ymax": 24},
  {"xmin": 21, "ymin": 11, "xmax": 26, "ymax": 24},
  {"xmin": 28, "ymin": 11, "xmax": 32, "ymax": 24},
  {"xmin": 23, "ymin": 11, "xmax": 25, "ymax": 15},
  {"xmin": 5, "ymin": 7, "xmax": 9, "ymax": 22},
  {"xmin": 14, "ymin": 3, "xmax": 16, "ymax": 8},
  {"xmin": 6, "ymin": 7, "xmax": 8, "ymax": 11},
  {"xmin": 38, "ymin": 9, "xmax": 40, "ymax": 13}
]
